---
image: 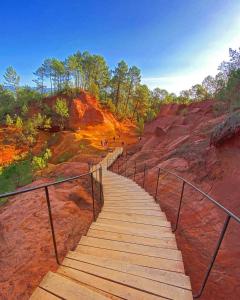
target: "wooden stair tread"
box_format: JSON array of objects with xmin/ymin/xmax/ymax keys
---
[
  {"xmin": 76, "ymin": 244, "xmax": 185, "ymax": 273},
  {"xmin": 30, "ymin": 287, "xmax": 61, "ymax": 299},
  {"xmin": 95, "ymin": 218, "xmax": 171, "ymax": 230},
  {"xmin": 58, "ymin": 265, "xmax": 164, "ymax": 300},
  {"xmin": 79, "ymin": 236, "xmax": 182, "ymax": 260},
  {"xmin": 66, "ymin": 251, "xmax": 191, "ymax": 289},
  {"xmin": 102, "ymin": 208, "xmax": 164, "ymax": 216},
  {"xmin": 38, "ymin": 271, "xmax": 109, "ymax": 300},
  {"xmin": 31, "ymin": 148, "xmax": 192, "ymax": 300},
  {"xmin": 99, "ymin": 211, "xmax": 167, "ymax": 225},
  {"xmin": 60, "ymin": 257, "xmax": 192, "ymax": 300},
  {"xmin": 91, "ymin": 223, "xmax": 175, "ymax": 239},
  {"xmin": 87, "ymin": 228, "xmax": 177, "ymax": 249}
]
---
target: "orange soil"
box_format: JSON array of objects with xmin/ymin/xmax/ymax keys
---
[
  {"xmin": 119, "ymin": 100, "xmax": 240, "ymax": 300},
  {"xmin": 0, "ymin": 91, "xmax": 137, "ymax": 299}
]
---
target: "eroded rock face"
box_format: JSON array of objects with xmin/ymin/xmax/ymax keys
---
[
  {"xmin": 69, "ymin": 93, "xmax": 105, "ymax": 130},
  {"xmin": 124, "ymin": 100, "xmax": 240, "ymax": 300},
  {"xmin": 0, "ymin": 162, "xmax": 96, "ymax": 300}
]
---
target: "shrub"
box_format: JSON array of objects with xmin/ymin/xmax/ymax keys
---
[
  {"xmin": 5, "ymin": 114, "xmax": 13, "ymax": 126},
  {"xmin": 32, "ymin": 148, "xmax": 52, "ymax": 170},
  {"xmin": 210, "ymin": 111, "xmax": 240, "ymax": 146},
  {"xmin": 55, "ymin": 97, "xmax": 69, "ymax": 129},
  {"xmin": 15, "ymin": 116, "xmax": 23, "ymax": 129},
  {"xmin": 0, "ymin": 160, "xmax": 33, "ymax": 197}
]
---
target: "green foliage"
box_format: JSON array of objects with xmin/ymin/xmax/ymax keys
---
[
  {"xmin": 5, "ymin": 114, "xmax": 13, "ymax": 126},
  {"xmin": 55, "ymin": 97, "xmax": 69, "ymax": 129},
  {"xmin": 17, "ymin": 86, "xmax": 42, "ymax": 106},
  {"xmin": 0, "ymin": 159, "xmax": 33, "ymax": 197},
  {"xmin": 0, "ymin": 84, "xmax": 15, "ymax": 120},
  {"xmin": 32, "ymin": 148, "xmax": 52, "ymax": 170},
  {"xmin": 88, "ymin": 81, "xmax": 99, "ymax": 98},
  {"xmin": 217, "ymin": 69, "xmax": 240, "ymax": 111},
  {"xmin": 15, "ymin": 116, "xmax": 23, "ymax": 129},
  {"xmin": 3, "ymin": 66, "xmax": 20, "ymax": 92}
]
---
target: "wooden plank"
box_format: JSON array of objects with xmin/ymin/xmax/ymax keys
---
[
  {"xmin": 61, "ymin": 258, "xmax": 192, "ymax": 300},
  {"xmin": 87, "ymin": 228, "xmax": 177, "ymax": 249},
  {"xmin": 79, "ymin": 236, "xmax": 182, "ymax": 261},
  {"xmin": 99, "ymin": 211, "xmax": 167, "ymax": 225},
  {"xmin": 67, "ymin": 251, "xmax": 191, "ymax": 290},
  {"xmin": 39, "ymin": 272, "xmax": 108, "ymax": 300},
  {"xmin": 90, "ymin": 223, "xmax": 175, "ymax": 239},
  {"xmin": 30, "ymin": 287, "xmax": 60, "ymax": 300},
  {"xmin": 102, "ymin": 208, "xmax": 164, "ymax": 216},
  {"xmin": 57, "ymin": 265, "xmax": 164, "ymax": 300},
  {"xmin": 103, "ymin": 203, "xmax": 159, "ymax": 209},
  {"xmin": 95, "ymin": 218, "xmax": 171, "ymax": 230},
  {"xmin": 76, "ymin": 245, "xmax": 185, "ymax": 273}
]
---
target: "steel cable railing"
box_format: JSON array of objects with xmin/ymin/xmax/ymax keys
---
[
  {"xmin": 108, "ymin": 155, "xmax": 240, "ymax": 298},
  {"xmin": 0, "ymin": 165, "xmax": 104, "ymax": 265}
]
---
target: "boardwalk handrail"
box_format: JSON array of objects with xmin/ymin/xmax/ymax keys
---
[
  {"xmin": 108, "ymin": 155, "xmax": 240, "ymax": 298},
  {"xmin": 0, "ymin": 164, "xmax": 103, "ymax": 265}
]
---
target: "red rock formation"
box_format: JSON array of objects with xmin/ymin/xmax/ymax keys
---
[{"xmin": 123, "ymin": 100, "xmax": 240, "ymax": 300}]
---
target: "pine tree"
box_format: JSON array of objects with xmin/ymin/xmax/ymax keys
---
[{"xmin": 3, "ymin": 66, "xmax": 20, "ymax": 92}]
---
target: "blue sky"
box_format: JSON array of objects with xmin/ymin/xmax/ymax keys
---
[{"xmin": 0, "ymin": 0, "xmax": 240, "ymax": 94}]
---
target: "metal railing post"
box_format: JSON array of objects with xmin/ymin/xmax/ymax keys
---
[
  {"xmin": 125, "ymin": 159, "xmax": 127, "ymax": 176},
  {"xmin": 90, "ymin": 173, "xmax": 96, "ymax": 221},
  {"xmin": 44, "ymin": 186, "xmax": 60, "ymax": 265},
  {"xmin": 173, "ymin": 181, "xmax": 185, "ymax": 232},
  {"xmin": 143, "ymin": 164, "xmax": 147, "ymax": 188},
  {"xmin": 99, "ymin": 165, "xmax": 104, "ymax": 208},
  {"xmin": 194, "ymin": 215, "xmax": 231, "ymax": 298},
  {"xmin": 155, "ymin": 168, "xmax": 161, "ymax": 202}
]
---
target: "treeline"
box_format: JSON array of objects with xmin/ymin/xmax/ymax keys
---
[{"xmin": 1, "ymin": 47, "xmax": 240, "ymax": 127}]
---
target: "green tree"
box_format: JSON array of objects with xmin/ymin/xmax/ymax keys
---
[
  {"xmin": 3, "ymin": 66, "xmax": 20, "ymax": 92},
  {"xmin": 111, "ymin": 61, "xmax": 129, "ymax": 109},
  {"xmin": 5, "ymin": 114, "xmax": 13, "ymax": 126},
  {"xmin": 132, "ymin": 84, "xmax": 150, "ymax": 120},
  {"xmin": 55, "ymin": 98, "xmax": 69, "ymax": 129},
  {"xmin": 218, "ymin": 69, "xmax": 240, "ymax": 110},
  {"xmin": 124, "ymin": 66, "xmax": 141, "ymax": 113},
  {"xmin": 33, "ymin": 66, "xmax": 46, "ymax": 94}
]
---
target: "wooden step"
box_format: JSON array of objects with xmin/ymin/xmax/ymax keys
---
[
  {"xmin": 102, "ymin": 208, "xmax": 164, "ymax": 216},
  {"xmin": 67, "ymin": 251, "xmax": 191, "ymax": 289},
  {"xmin": 76, "ymin": 244, "xmax": 185, "ymax": 273},
  {"xmin": 30, "ymin": 287, "xmax": 60, "ymax": 299},
  {"xmin": 61, "ymin": 257, "xmax": 192, "ymax": 300},
  {"xmin": 58, "ymin": 264, "xmax": 163, "ymax": 300},
  {"xmin": 79, "ymin": 236, "xmax": 182, "ymax": 261},
  {"xmin": 38, "ymin": 272, "xmax": 109, "ymax": 300},
  {"xmin": 95, "ymin": 218, "xmax": 171, "ymax": 230},
  {"xmin": 87, "ymin": 228, "xmax": 177, "ymax": 249},
  {"xmin": 99, "ymin": 211, "xmax": 167, "ymax": 225},
  {"xmin": 91, "ymin": 223, "xmax": 175, "ymax": 239}
]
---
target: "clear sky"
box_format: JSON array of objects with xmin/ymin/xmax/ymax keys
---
[{"xmin": 0, "ymin": 0, "xmax": 240, "ymax": 94}]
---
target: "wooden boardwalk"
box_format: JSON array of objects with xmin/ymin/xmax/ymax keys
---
[{"xmin": 31, "ymin": 148, "xmax": 192, "ymax": 300}]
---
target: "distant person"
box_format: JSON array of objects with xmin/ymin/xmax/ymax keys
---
[
  {"xmin": 113, "ymin": 136, "xmax": 116, "ymax": 142},
  {"xmin": 138, "ymin": 136, "xmax": 142, "ymax": 142}
]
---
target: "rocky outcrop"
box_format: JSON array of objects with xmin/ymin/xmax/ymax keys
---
[{"xmin": 125, "ymin": 100, "xmax": 240, "ymax": 300}]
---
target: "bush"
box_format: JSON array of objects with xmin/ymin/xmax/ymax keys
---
[
  {"xmin": 32, "ymin": 148, "xmax": 52, "ymax": 170},
  {"xmin": 0, "ymin": 160, "xmax": 33, "ymax": 197},
  {"xmin": 210, "ymin": 111, "xmax": 240, "ymax": 146},
  {"xmin": 5, "ymin": 114, "xmax": 13, "ymax": 126}
]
